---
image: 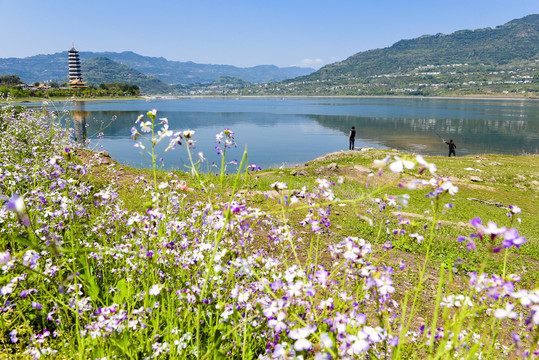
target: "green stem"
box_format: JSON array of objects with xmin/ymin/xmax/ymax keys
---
[{"xmin": 502, "ymin": 248, "xmax": 509, "ymax": 278}]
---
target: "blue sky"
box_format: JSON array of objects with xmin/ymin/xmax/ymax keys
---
[{"xmin": 1, "ymin": 0, "xmax": 537, "ymax": 69}]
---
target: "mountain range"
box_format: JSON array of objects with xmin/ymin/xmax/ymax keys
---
[
  {"xmin": 0, "ymin": 14, "xmax": 537, "ymax": 97},
  {"xmin": 0, "ymin": 51, "xmax": 315, "ymax": 86},
  {"xmin": 309, "ymin": 14, "xmax": 538, "ymax": 81},
  {"xmin": 266, "ymin": 14, "xmax": 538, "ymax": 96}
]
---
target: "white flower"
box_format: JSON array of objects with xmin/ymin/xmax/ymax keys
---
[
  {"xmin": 320, "ymin": 332, "xmax": 333, "ymax": 349},
  {"xmin": 343, "ymin": 241, "xmax": 360, "ymax": 261},
  {"xmin": 389, "ymin": 156, "xmax": 415, "ymax": 173},
  {"xmin": 289, "ymin": 325, "xmax": 316, "ymax": 351},
  {"xmin": 416, "ymin": 155, "xmax": 437, "ymax": 174},
  {"xmin": 270, "ymin": 181, "xmax": 287, "ymax": 190},
  {"xmin": 158, "ymin": 182, "xmax": 168, "ymax": 190},
  {"xmin": 149, "ymin": 284, "xmax": 163, "ymax": 296},
  {"xmin": 440, "ymin": 180, "xmax": 459, "ymax": 195},
  {"xmin": 397, "ymin": 194, "xmax": 410, "ymax": 207},
  {"xmin": 48, "ymin": 156, "xmax": 62, "ymax": 166},
  {"xmin": 1, "ymin": 283, "xmax": 14, "ymax": 296},
  {"xmin": 409, "ymin": 233, "xmax": 424, "ymax": 243},
  {"xmin": 263, "ymin": 300, "xmax": 280, "ymax": 318},
  {"xmin": 183, "ymin": 130, "xmax": 195, "ymax": 138},
  {"xmin": 140, "ymin": 120, "xmax": 152, "ymax": 133},
  {"xmin": 316, "ymin": 178, "xmax": 332, "ymax": 190},
  {"xmin": 531, "ymin": 305, "xmax": 539, "ymax": 325},
  {"xmin": 374, "ymin": 275, "xmax": 395, "ymax": 296},
  {"xmin": 407, "ymin": 179, "xmax": 429, "ymax": 190},
  {"xmin": 493, "ymin": 303, "xmax": 517, "ymax": 319},
  {"xmin": 134, "ymin": 142, "xmax": 146, "ymax": 150},
  {"xmin": 347, "ymin": 334, "xmax": 369, "ymax": 354},
  {"xmin": 511, "ymin": 289, "xmax": 539, "ymax": 307},
  {"xmin": 268, "ymin": 311, "xmax": 287, "ymax": 332},
  {"xmin": 238, "ymin": 291, "xmax": 250, "ymax": 303},
  {"xmin": 272, "ymin": 343, "xmax": 287, "ymax": 358},
  {"xmin": 287, "ymin": 280, "xmax": 304, "ymax": 297},
  {"xmin": 373, "ymin": 156, "xmax": 391, "ymax": 168}
]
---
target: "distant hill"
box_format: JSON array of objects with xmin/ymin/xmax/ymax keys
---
[
  {"xmin": 82, "ymin": 57, "xmax": 174, "ymax": 95},
  {"xmin": 80, "ymin": 52, "xmax": 315, "ymax": 84},
  {"xmin": 312, "ymin": 14, "xmax": 539, "ymax": 80},
  {"xmin": 256, "ymin": 14, "xmax": 538, "ymax": 97},
  {"xmin": 0, "ymin": 51, "xmax": 315, "ymax": 86}
]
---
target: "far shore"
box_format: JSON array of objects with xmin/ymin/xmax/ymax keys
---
[
  {"xmin": 2, "ymin": 93, "xmax": 538, "ymax": 104},
  {"xmin": 142, "ymin": 94, "xmax": 538, "ymax": 101}
]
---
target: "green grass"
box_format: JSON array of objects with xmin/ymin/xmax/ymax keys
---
[{"xmin": 163, "ymin": 149, "xmax": 539, "ymax": 286}]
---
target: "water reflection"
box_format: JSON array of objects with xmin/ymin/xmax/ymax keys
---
[
  {"xmin": 308, "ymin": 114, "xmax": 539, "ymax": 155},
  {"xmin": 47, "ymin": 98, "xmax": 539, "ymax": 169},
  {"xmin": 72, "ymin": 102, "xmax": 88, "ymax": 145}
]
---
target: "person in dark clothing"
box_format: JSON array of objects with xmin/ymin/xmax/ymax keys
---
[
  {"xmin": 446, "ymin": 139, "xmax": 456, "ymax": 157},
  {"xmin": 349, "ymin": 126, "xmax": 356, "ymax": 150}
]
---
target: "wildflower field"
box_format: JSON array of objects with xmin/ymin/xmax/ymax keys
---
[{"xmin": 0, "ymin": 101, "xmax": 538, "ymax": 359}]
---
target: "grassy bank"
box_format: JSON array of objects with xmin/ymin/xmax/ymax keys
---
[
  {"xmin": 1, "ymin": 104, "xmax": 538, "ymax": 359},
  {"xmin": 1, "ymin": 95, "xmax": 143, "ymax": 103}
]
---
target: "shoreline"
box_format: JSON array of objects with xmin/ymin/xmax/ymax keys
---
[
  {"xmin": 2, "ymin": 94, "xmax": 537, "ymax": 104},
  {"xmin": 142, "ymin": 94, "xmax": 538, "ymax": 101}
]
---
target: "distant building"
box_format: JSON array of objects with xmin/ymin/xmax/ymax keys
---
[
  {"xmin": 68, "ymin": 44, "xmax": 87, "ymax": 89},
  {"xmin": 68, "ymin": 79, "xmax": 87, "ymax": 89}
]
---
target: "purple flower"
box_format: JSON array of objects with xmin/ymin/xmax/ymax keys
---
[
  {"xmin": 31, "ymin": 302, "xmax": 43, "ymax": 310},
  {"xmin": 20, "ymin": 289, "xmax": 37, "ymax": 298},
  {"xmin": 508, "ymin": 205, "xmax": 522, "ymax": 214},
  {"xmin": 270, "ymin": 279, "xmax": 283, "ymax": 291},
  {"xmin": 5, "ymin": 194, "xmax": 25, "ymax": 214},
  {"xmin": 501, "ymin": 228, "xmax": 526, "ymax": 249},
  {"xmin": 0, "ymin": 250, "xmax": 10, "ymax": 266},
  {"xmin": 470, "ymin": 217, "xmax": 482, "ymax": 228},
  {"xmin": 315, "ymin": 269, "xmax": 329, "ymax": 285},
  {"xmin": 483, "ymin": 221, "xmax": 507, "ymax": 236},
  {"xmin": 9, "ymin": 330, "xmax": 17, "ymax": 343},
  {"xmin": 131, "ymin": 126, "xmax": 139, "ymax": 139}
]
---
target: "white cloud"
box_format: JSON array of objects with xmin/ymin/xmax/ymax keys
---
[{"xmin": 295, "ymin": 58, "xmax": 325, "ymax": 69}]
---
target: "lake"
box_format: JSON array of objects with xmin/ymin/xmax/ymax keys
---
[{"xmin": 27, "ymin": 97, "xmax": 539, "ymax": 171}]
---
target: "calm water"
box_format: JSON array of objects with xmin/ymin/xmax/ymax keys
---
[{"xmin": 28, "ymin": 97, "xmax": 539, "ymax": 170}]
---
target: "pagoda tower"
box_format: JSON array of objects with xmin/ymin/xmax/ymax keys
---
[
  {"xmin": 68, "ymin": 44, "xmax": 86, "ymax": 88},
  {"xmin": 68, "ymin": 44, "xmax": 82, "ymax": 81}
]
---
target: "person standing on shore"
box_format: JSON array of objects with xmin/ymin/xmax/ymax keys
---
[
  {"xmin": 349, "ymin": 126, "xmax": 356, "ymax": 150},
  {"xmin": 446, "ymin": 139, "xmax": 456, "ymax": 157}
]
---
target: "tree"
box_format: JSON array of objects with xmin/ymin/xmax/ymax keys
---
[{"xmin": 0, "ymin": 75, "xmax": 23, "ymax": 86}]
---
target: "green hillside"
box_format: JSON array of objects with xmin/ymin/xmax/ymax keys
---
[
  {"xmin": 250, "ymin": 14, "xmax": 538, "ymax": 97},
  {"xmin": 316, "ymin": 14, "xmax": 538, "ymax": 79},
  {"xmin": 81, "ymin": 57, "xmax": 175, "ymax": 95}
]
